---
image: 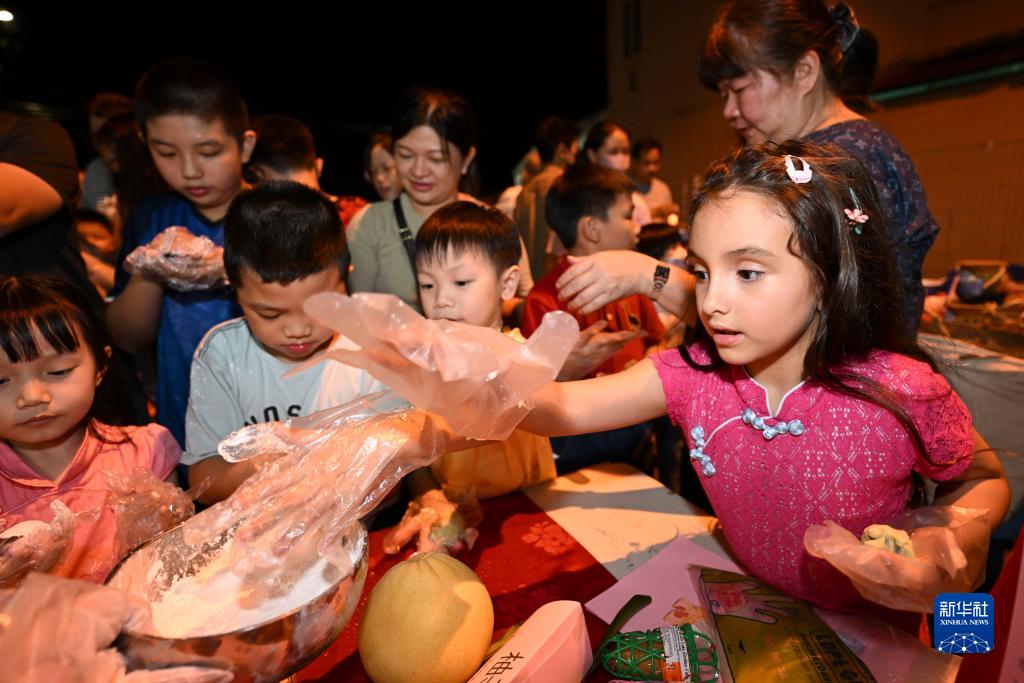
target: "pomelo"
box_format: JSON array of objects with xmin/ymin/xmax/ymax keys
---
[{"xmin": 359, "ymin": 552, "xmax": 494, "ymax": 683}]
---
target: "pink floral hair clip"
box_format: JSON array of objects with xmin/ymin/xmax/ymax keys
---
[
  {"xmin": 784, "ymin": 155, "xmax": 812, "ymax": 183},
  {"xmin": 845, "ymin": 188, "xmax": 868, "ymax": 235}
]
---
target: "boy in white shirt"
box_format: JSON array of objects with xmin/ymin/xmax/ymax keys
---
[{"xmin": 184, "ymin": 180, "xmax": 383, "ymax": 502}]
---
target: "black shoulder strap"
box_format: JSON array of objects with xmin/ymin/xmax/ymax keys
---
[{"xmin": 392, "ymin": 197, "xmax": 418, "ymax": 273}]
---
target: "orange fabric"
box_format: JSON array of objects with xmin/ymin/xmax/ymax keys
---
[{"xmin": 431, "ymin": 429, "xmax": 556, "ymax": 499}]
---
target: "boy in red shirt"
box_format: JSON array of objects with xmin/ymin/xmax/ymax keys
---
[{"xmin": 521, "ymin": 163, "xmax": 664, "ymax": 471}]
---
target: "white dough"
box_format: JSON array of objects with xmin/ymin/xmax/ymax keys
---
[{"xmin": 0, "ymin": 520, "xmax": 50, "ymax": 539}]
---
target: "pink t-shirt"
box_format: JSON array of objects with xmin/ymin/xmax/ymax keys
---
[
  {"xmin": 0, "ymin": 422, "xmax": 180, "ymax": 583},
  {"xmin": 653, "ymin": 344, "xmax": 974, "ymax": 610}
]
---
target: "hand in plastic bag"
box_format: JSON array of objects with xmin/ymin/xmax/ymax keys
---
[
  {"xmin": 383, "ymin": 489, "xmax": 482, "ymax": 556},
  {"xmin": 167, "ymin": 392, "xmax": 442, "ymax": 597},
  {"xmin": 0, "ymin": 573, "xmax": 232, "ymax": 683},
  {"xmin": 287, "ymin": 292, "xmax": 579, "ymax": 440},
  {"xmin": 0, "ymin": 500, "xmax": 76, "ymax": 588},
  {"xmin": 107, "ymin": 468, "xmax": 196, "ymax": 557},
  {"xmin": 804, "ymin": 506, "xmax": 991, "ymax": 613},
  {"xmin": 124, "ymin": 226, "xmax": 227, "ymax": 291}
]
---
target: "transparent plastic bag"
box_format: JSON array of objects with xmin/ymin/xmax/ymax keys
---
[
  {"xmin": 286, "ymin": 292, "xmax": 579, "ymax": 441},
  {"xmin": 0, "ymin": 573, "xmax": 232, "ymax": 683},
  {"xmin": 106, "ymin": 468, "xmax": 197, "ymax": 558},
  {"xmin": 123, "ymin": 226, "xmax": 227, "ymax": 291},
  {"xmin": 107, "ymin": 303, "xmax": 571, "ymax": 634},
  {"xmin": 804, "ymin": 506, "xmax": 991, "ymax": 613},
  {"xmin": 0, "ymin": 500, "xmax": 77, "ymax": 588}
]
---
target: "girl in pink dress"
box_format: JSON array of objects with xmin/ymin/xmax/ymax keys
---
[
  {"xmin": 0, "ymin": 275, "xmax": 180, "ymax": 582},
  {"xmin": 521, "ymin": 140, "xmax": 1010, "ymax": 611}
]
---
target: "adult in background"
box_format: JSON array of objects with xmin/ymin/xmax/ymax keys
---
[
  {"xmin": 363, "ymin": 131, "xmax": 403, "ymax": 202},
  {"xmin": 580, "ymin": 120, "xmax": 653, "ymax": 227},
  {"xmin": 630, "ymin": 138, "xmax": 678, "ymax": 221},
  {"xmin": 557, "ymin": 1, "xmax": 936, "ymax": 338},
  {"xmin": 347, "ymin": 88, "xmax": 533, "ymax": 315},
  {"xmin": 0, "ymin": 111, "xmax": 90, "ymax": 295},
  {"xmin": 513, "ymin": 115, "xmax": 579, "ymax": 278},
  {"xmin": 81, "ymin": 93, "xmax": 133, "ymax": 211}
]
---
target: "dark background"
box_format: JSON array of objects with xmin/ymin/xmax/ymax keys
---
[{"xmin": 0, "ymin": 1, "xmax": 607, "ymax": 199}]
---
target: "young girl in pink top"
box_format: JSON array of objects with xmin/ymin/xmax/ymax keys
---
[
  {"xmin": 0, "ymin": 275, "xmax": 180, "ymax": 582},
  {"xmin": 522, "ymin": 140, "xmax": 1010, "ymax": 611}
]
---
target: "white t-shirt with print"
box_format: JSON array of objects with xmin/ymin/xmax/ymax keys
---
[{"xmin": 183, "ymin": 317, "xmax": 385, "ymax": 464}]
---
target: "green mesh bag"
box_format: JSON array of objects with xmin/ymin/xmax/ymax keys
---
[{"xmin": 602, "ymin": 623, "xmax": 720, "ymax": 681}]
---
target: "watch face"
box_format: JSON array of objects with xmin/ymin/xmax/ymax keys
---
[{"xmin": 654, "ymin": 265, "xmax": 670, "ymax": 293}]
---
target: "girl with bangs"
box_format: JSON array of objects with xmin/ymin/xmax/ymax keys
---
[{"xmin": 0, "ymin": 275, "xmax": 180, "ymax": 582}]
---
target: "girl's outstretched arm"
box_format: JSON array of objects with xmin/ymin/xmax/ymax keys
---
[
  {"xmin": 519, "ymin": 357, "xmax": 669, "ymax": 437},
  {"xmin": 933, "ymin": 430, "xmax": 1011, "ymax": 526}
]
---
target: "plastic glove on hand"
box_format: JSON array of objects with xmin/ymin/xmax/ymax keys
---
[
  {"xmin": 0, "ymin": 573, "xmax": 232, "ymax": 683},
  {"xmin": 292, "ymin": 293, "xmax": 579, "ymax": 441},
  {"xmin": 804, "ymin": 506, "xmax": 991, "ymax": 613},
  {"xmin": 123, "ymin": 226, "xmax": 227, "ymax": 291},
  {"xmin": 106, "ymin": 469, "xmax": 195, "ymax": 557},
  {"xmin": 0, "ymin": 501, "xmax": 76, "ymax": 588}
]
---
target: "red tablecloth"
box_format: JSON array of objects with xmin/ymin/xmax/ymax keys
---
[{"xmin": 295, "ymin": 492, "xmax": 618, "ymax": 681}]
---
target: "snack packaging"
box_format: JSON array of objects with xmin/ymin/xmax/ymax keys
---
[{"xmin": 697, "ymin": 567, "xmax": 875, "ymax": 682}]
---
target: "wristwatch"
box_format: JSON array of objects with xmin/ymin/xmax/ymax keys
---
[{"xmin": 652, "ymin": 264, "xmax": 670, "ymax": 300}]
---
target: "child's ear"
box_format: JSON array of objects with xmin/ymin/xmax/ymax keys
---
[
  {"xmin": 315, "ymin": 158, "xmax": 324, "ymax": 179},
  {"xmin": 578, "ymin": 215, "xmax": 601, "ymax": 245},
  {"xmin": 461, "ymin": 146, "xmax": 478, "ymax": 175},
  {"xmin": 240, "ymin": 130, "xmax": 258, "ymax": 164},
  {"xmin": 499, "ymin": 265, "xmax": 520, "ymax": 300},
  {"xmin": 95, "ymin": 345, "xmax": 112, "ymax": 387}
]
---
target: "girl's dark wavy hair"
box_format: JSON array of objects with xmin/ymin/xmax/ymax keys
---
[
  {"xmin": 0, "ymin": 275, "xmax": 130, "ymax": 443},
  {"xmin": 682, "ymin": 140, "xmax": 941, "ymax": 463}
]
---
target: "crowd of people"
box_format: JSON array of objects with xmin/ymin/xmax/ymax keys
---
[{"xmin": 0, "ymin": 0, "xmax": 1012, "ymax": 651}]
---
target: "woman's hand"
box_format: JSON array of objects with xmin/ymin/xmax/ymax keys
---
[
  {"xmin": 556, "ymin": 252, "xmax": 696, "ymax": 321},
  {"xmin": 555, "ymin": 252, "xmax": 656, "ymax": 314}
]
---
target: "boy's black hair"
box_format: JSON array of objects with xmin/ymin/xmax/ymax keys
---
[
  {"xmin": 631, "ymin": 137, "xmax": 663, "ymax": 160},
  {"xmin": 637, "ymin": 222, "xmax": 684, "ymax": 260},
  {"xmin": 545, "ymin": 163, "xmax": 634, "ymax": 250},
  {"xmin": 224, "ymin": 181, "xmax": 348, "ymax": 286},
  {"xmin": 415, "ymin": 201, "xmax": 521, "ymax": 273},
  {"xmin": 74, "ymin": 209, "xmax": 116, "ymax": 234},
  {"xmin": 134, "ymin": 59, "xmax": 250, "ymax": 143},
  {"xmin": 249, "ymin": 114, "xmax": 318, "ymax": 174},
  {"xmin": 534, "ymin": 116, "xmax": 579, "ymax": 164}
]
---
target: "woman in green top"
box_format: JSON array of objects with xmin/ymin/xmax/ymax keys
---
[
  {"xmin": 348, "ymin": 87, "xmax": 532, "ymax": 313},
  {"xmin": 348, "ymin": 87, "xmax": 531, "ymax": 313}
]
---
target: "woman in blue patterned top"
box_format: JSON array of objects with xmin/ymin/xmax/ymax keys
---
[
  {"xmin": 554, "ymin": 1, "xmax": 937, "ymax": 337},
  {"xmin": 699, "ymin": 0, "xmax": 937, "ymax": 334}
]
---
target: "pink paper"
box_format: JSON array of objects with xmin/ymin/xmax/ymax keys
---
[
  {"xmin": 586, "ymin": 534, "xmax": 738, "ymax": 682},
  {"xmin": 586, "ymin": 534, "xmax": 740, "ymax": 634},
  {"xmin": 468, "ymin": 601, "xmax": 591, "ymax": 683}
]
